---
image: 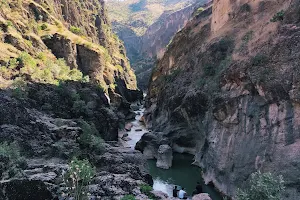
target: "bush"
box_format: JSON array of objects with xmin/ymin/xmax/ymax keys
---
[
  {"xmin": 78, "ymin": 120, "xmax": 104, "ymax": 154},
  {"xmin": 121, "ymin": 195, "xmax": 136, "ymax": 200},
  {"xmin": 240, "ymin": 3, "xmax": 251, "ymax": 13},
  {"xmin": 0, "ymin": 141, "xmax": 26, "ymax": 178},
  {"xmin": 11, "ymin": 78, "xmax": 28, "ymax": 99},
  {"xmin": 64, "ymin": 158, "xmax": 95, "ymax": 200},
  {"xmin": 236, "ymin": 171, "xmax": 285, "ymax": 200},
  {"xmin": 140, "ymin": 184, "xmax": 157, "ymax": 199},
  {"xmin": 40, "ymin": 23, "xmax": 48, "ymax": 30},
  {"xmin": 271, "ymin": 10, "xmax": 284, "ymax": 22},
  {"xmin": 194, "ymin": 7, "xmax": 205, "ymax": 16},
  {"xmin": 70, "ymin": 26, "xmax": 83, "ymax": 35}
]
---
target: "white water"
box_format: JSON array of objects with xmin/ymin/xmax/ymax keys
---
[{"xmin": 123, "ymin": 107, "xmax": 147, "ymax": 149}]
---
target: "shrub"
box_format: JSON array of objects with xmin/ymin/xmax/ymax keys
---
[
  {"xmin": 78, "ymin": 120, "xmax": 104, "ymax": 154},
  {"xmin": 194, "ymin": 7, "xmax": 205, "ymax": 16},
  {"xmin": 240, "ymin": 3, "xmax": 251, "ymax": 13},
  {"xmin": 70, "ymin": 26, "xmax": 83, "ymax": 35},
  {"xmin": 236, "ymin": 171, "xmax": 285, "ymax": 200},
  {"xmin": 11, "ymin": 78, "xmax": 28, "ymax": 99},
  {"xmin": 140, "ymin": 184, "xmax": 157, "ymax": 199},
  {"xmin": 0, "ymin": 142, "xmax": 20, "ymax": 161},
  {"xmin": 40, "ymin": 23, "xmax": 48, "ymax": 30},
  {"xmin": 6, "ymin": 20, "xmax": 13, "ymax": 27},
  {"xmin": 64, "ymin": 158, "xmax": 95, "ymax": 200},
  {"xmin": 271, "ymin": 10, "xmax": 284, "ymax": 22},
  {"xmin": 121, "ymin": 195, "xmax": 136, "ymax": 200},
  {"xmin": 18, "ymin": 52, "xmax": 37, "ymax": 74},
  {"xmin": 0, "ymin": 141, "xmax": 26, "ymax": 178}
]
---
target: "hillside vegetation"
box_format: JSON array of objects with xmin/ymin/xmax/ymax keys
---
[
  {"xmin": 107, "ymin": 0, "xmax": 195, "ymax": 36},
  {"xmin": 0, "ymin": 0, "xmax": 136, "ymax": 91}
]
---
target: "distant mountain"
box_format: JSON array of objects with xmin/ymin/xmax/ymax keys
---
[{"xmin": 107, "ymin": 0, "xmax": 207, "ymax": 89}]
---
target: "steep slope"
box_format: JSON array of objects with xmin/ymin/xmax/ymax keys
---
[
  {"xmin": 107, "ymin": 0, "xmax": 206, "ymax": 89},
  {"xmin": 143, "ymin": 0, "xmax": 300, "ymax": 199},
  {"xmin": 0, "ymin": 1, "xmax": 152, "ymax": 199},
  {"xmin": 0, "ymin": 0, "xmax": 137, "ymax": 94}
]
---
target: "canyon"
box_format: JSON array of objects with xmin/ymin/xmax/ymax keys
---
[
  {"xmin": 107, "ymin": 0, "xmax": 208, "ymax": 89},
  {"xmin": 0, "ymin": 0, "xmax": 300, "ymax": 200}
]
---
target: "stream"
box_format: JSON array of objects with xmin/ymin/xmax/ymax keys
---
[{"xmin": 123, "ymin": 105, "xmax": 222, "ymax": 200}]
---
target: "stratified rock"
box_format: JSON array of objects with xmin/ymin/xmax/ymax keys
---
[{"xmin": 156, "ymin": 145, "xmax": 173, "ymax": 169}]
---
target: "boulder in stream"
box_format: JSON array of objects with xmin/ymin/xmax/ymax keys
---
[
  {"xmin": 125, "ymin": 123, "xmax": 133, "ymax": 131},
  {"xmin": 156, "ymin": 145, "xmax": 173, "ymax": 169}
]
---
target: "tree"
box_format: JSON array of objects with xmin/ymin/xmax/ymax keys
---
[{"xmin": 236, "ymin": 171, "xmax": 285, "ymax": 200}]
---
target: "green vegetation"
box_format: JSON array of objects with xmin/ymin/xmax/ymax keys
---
[
  {"xmin": 64, "ymin": 158, "xmax": 96, "ymax": 200},
  {"xmin": 194, "ymin": 7, "xmax": 205, "ymax": 16},
  {"xmin": 40, "ymin": 23, "xmax": 48, "ymax": 31},
  {"xmin": 271, "ymin": 10, "xmax": 284, "ymax": 22},
  {"xmin": 0, "ymin": 141, "xmax": 27, "ymax": 178},
  {"xmin": 70, "ymin": 26, "xmax": 83, "ymax": 35},
  {"xmin": 236, "ymin": 171, "xmax": 285, "ymax": 200},
  {"xmin": 0, "ymin": 51, "xmax": 85, "ymax": 85},
  {"xmin": 78, "ymin": 120, "xmax": 104, "ymax": 154},
  {"xmin": 121, "ymin": 195, "xmax": 136, "ymax": 200},
  {"xmin": 240, "ymin": 3, "xmax": 251, "ymax": 13},
  {"xmin": 140, "ymin": 184, "xmax": 157, "ymax": 199}
]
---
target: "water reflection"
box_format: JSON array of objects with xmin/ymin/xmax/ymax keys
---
[{"xmin": 148, "ymin": 153, "xmax": 222, "ymax": 200}]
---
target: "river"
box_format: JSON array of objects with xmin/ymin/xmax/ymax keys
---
[{"xmin": 123, "ymin": 105, "xmax": 222, "ymax": 200}]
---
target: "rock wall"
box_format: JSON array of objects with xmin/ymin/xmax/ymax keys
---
[{"xmin": 145, "ymin": 0, "xmax": 300, "ymax": 199}]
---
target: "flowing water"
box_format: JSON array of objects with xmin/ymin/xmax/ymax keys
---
[{"xmin": 124, "ymin": 106, "xmax": 222, "ymax": 200}]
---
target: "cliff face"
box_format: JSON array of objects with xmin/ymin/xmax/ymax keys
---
[
  {"xmin": 0, "ymin": 0, "xmax": 137, "ymax": 94},
  {"xmin": 0, "ymin": 1, "xmax": 150, "ymax": 199},
  {"xmin": 145, "ymin": 0, "xmax": 300, "ymax": 199}
]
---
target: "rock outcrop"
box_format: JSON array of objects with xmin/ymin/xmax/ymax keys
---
[
  {"xmin": 156, "ymin": 145, "xmax": 173, "ymax": 169},
  {"xmin": 145, "ymin": 0, "xmax": 300, "ymax": 199}
]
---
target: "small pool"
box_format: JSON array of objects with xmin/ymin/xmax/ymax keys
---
[{"xmin": 147, "ymin": 153, "xmax": 222, "ymax": 200}]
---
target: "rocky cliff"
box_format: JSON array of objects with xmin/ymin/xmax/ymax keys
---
[
  {"xmin": 0, "ymin": 0, "xmax": 137, "ymax": 95},
  {"xmin": 144, "ymin": 0, "xmax": 300, "ymax": 199},
  {"xmin": 0, "ymin": 1, "xmax": 151, "ymax": 199}
]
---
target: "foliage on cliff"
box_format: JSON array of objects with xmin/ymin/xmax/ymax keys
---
[{"xmin": 0, "ymin": 0, "xmax": 137, "ymax": 91}]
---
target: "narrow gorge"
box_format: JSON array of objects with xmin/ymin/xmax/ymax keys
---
[{"xmin": 0, "ymin": 0, "xmax": 299, "ymax": 200}]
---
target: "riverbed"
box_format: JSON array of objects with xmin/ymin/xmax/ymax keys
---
[{"xmin": 124, "ymin": 105, "xmax": 222, "ymax": 199}]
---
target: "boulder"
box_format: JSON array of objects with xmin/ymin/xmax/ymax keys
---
[
  {"xmin": 125, "ymin": 123, "xmax": 133, "ymax": 131},
  {"xmin": 192, "ymin": 193, "xmax": 212, "ymax": 200},
  {"xmin": 156, "ymin": 145, "xmax": 173, "ymax": 169}
]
